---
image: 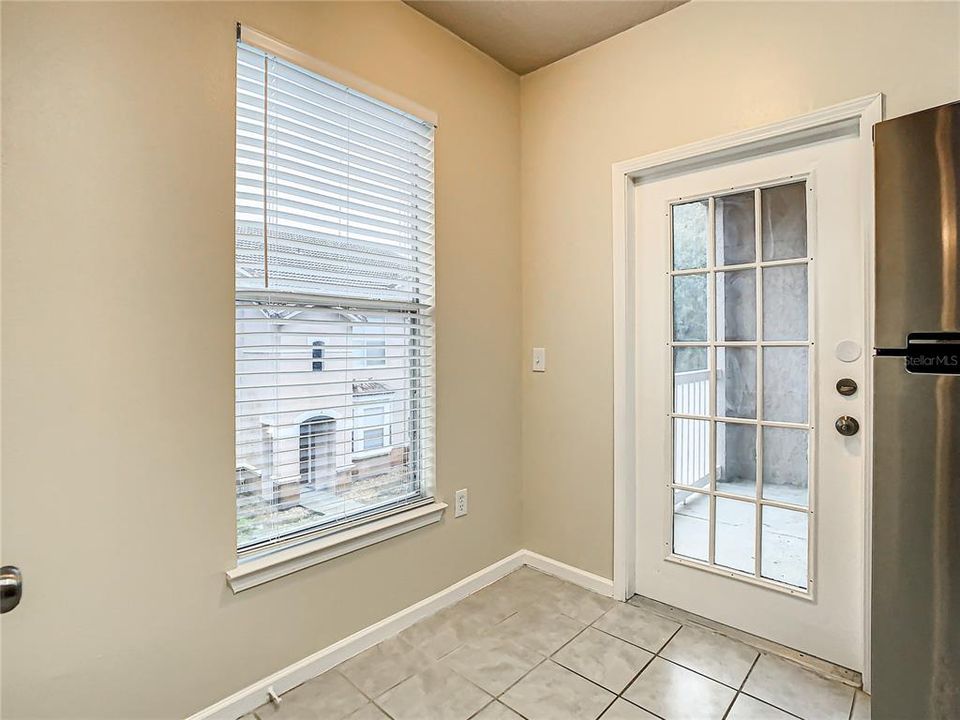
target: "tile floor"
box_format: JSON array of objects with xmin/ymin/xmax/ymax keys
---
[{"xmin": 247, "ymin": 567, "xmax": 870, "ymax": 720}]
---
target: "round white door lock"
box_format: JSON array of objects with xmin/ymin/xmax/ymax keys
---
[{"xmin": 835, "ymin": 340, "xmax": 862, "ymax": 363}]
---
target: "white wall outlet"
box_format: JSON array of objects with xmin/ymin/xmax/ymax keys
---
[
  {"xmin": 532, "ymin": 347, "xmax": 546, "ymax": 372},
  {"xmin": 454, "ymin": 488, "xmax": 468, "ymax": 517}
]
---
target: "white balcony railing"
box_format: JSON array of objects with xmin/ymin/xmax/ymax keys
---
[{"xmin": 674, "ymin": 369, "xmax": 710, "ymax": 499}]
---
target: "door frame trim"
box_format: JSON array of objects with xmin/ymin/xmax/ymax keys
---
[{"xmin": 611, "ymin": 93, "xmax": 883, "ymax": 687}]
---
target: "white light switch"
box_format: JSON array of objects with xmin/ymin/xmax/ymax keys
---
[{"xmin": 532, "ymin": 347, "xmax": 546, "ymax": 372}]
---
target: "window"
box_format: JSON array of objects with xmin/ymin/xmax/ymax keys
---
[
  {"xmin": 234, "ymin": 37, "xmax": 435, "ymax": 556},
  {"xmin": 352, "ymin": 318, "xmax": 387, "ymax": 368},
  {"xmin": 353, "ymin": 404, "xmax": 387, "ymax": 452},
  {"xmin": 311, "ymin": 340, "xmax": 325, "ymax": 371},
  {"xmin": 669, "ymin": 181, "xmax": 812, "ymax": 590}
]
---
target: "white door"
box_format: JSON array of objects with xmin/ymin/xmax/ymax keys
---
[{"xmin": 633, "ymin": 134, "xmax": 866, "ymax": 670}]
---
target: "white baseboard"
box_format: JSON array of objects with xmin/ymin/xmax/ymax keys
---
[
  {"xmin": 522, "ymin": 551, "xmax": 615, "ymax": 598},
  {"xmin": 186, "ymin": 549, "xmax": 611, "ymax": 720}
]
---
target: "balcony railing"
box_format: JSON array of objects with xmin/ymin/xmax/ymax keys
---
[{"xmin": 674, "ymin": 369, "xmax": 710, "ymax": 503}]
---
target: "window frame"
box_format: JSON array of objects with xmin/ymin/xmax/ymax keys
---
[
  {"xmin": 665, "ymin": 176, "xmax": 817, "ymax": 597},
  {"xmin": 351, "ymin": 320, "xmax": 388, "ymax": 369},
  {"xmin": 352, "ymin": 402, "xmax": 391, "ymax": 454},
  {"xmin": 228, "ymin": 26, "xmax": 445, "ymax": 592}
]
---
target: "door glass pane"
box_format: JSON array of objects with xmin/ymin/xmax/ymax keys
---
[
  {"xmin": 717, "ymin": 347, "xmax": 756, "ymax": 419},
  {"xmin": 762, "ymin": 265, "xmax": 807, "ymax": 340},
  {"xmin": 673, "ymin": 200, "xmax": 709, "ymax": 270},
  {"xmin": 761, "ymin": 182, "xmax": 807, "ymax": 261},
  {"xmin": 673, "ymin": 274, "xmax": 708, "ymax": 341},
  {"xmin": 668, "ymin": 180, "xmax": 814, "ymax": 593},
  {"xmin": 716, "ymin": 422, "xmax": 756, "ymax": 498},
  {"xmin": 763, "ymin": 347, "xmax": 808, "ymax": 423},
  {"xmin": 716, "ymin": 269, "xmax": 757, "ymax": 341},
  {"xmin": 716, "ymin": 497, "xmax": 756, "ymax": 574},
  {"xmin": 715, "ymin": 191, "xmax": 756, "ymax": 266},
  {"xmin": 762, "ymin": 426, "xmax": 809, "ymax": 506},
  {"xmin": 674, "ymin": 347, "xmax": 709, "ymax": 416},
  {"xmin": 761, "ymin": 506, "xmax": 808, "ymax": 588},
  {"xmin": 673, "ymin": 489, "xmax": 709, "ymax": 562},
  {"xmin": 674, "ymin": 418, "xmax": 710, "ymax": 489}
]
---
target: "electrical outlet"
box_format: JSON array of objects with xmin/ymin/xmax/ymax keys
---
[
  {"xmin": 532, "ymin": 347, "xmax": 546, "ymax": 372},
  {"xmin": 454, "ymin": 488, "xmax": 468, "ymax": 517}
]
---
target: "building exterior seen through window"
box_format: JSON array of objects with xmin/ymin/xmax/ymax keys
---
[{"xmin": 234, "ymin": 41, "xmax": 435, "ymax": 553}]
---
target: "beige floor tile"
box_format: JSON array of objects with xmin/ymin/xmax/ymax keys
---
[
  {"xmin": 377, "ymin": 663, "xmax": 491, "ymax": 720},
  {"xmin": 500, "ymin": 660, "xmax": 615, "ymax": 720},
  {"xmin": 494, "ymin": 604, "xmax": 585, "ymax": 656},
  {"xmin": 442, "ymin": 634, "xmax": 544, "ymax": 696},
  {"xmin": 623, "ymin": 658, "xmax": 736, "ymax": 720},
  {"xmin": 344, "ymin": 703, "xmax": 391, "ymax": 720},
  {"xmin": 742, "ymin": 654, "xmax": 855, "ymax": 720},
  {"xmin": 659, "ymin": 625, "xmax": 758, "ymax": 688},
  {"xmin": 255, "ymin": 670, "xmax": 367, "ymax": 720},
  {"xmin": 538, "ymin": 582, "xmax": 617, "ymax": 625},
  {"xmin": 471, "ymin": 701, "xmax": 526, "ymax": 719},
  {"xmin": 399, "ymin": 603, "xmax": 490, "ymax": 660},
  {"xmin": 599, "ymin": 698, "xmax": 660, "ymax": 719},
  {"xmin": 251, "ymin": 575, "xmax": 863, "ymax": 720},
  {"xmin": 455, "ymin": 584, "xmax": 528, "ymax": 626},
  {"xmin": 851, "ymin": 690, "xmax": 871, "ymax": 720},
  {"xmin": 552, "ymin": 626, "xmax": 653, "ymax": 693},
  {"xmin": 497, "ymin": 567, "xmax": 569, "ymax": 599},
  {"xmin": 725, "ymin": 693, "xmax": 796, "ymax": 719},
  {"xmin": 337, "ymin": 636, "xmax": 430, "ymax": 698},
  {"xmin": 592, "ymin": 603, "xmax": 681, "ymax": 653}
]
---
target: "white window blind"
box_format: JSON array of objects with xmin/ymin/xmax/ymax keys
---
[{"xmin": 235, "ymin": 39, "xmax": 435, "ymax": 556}]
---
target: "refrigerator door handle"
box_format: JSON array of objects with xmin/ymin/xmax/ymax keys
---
[
  {"xmin": 875, "ymin": 333, "xmax": 960, "ymax": 374},
  {"xmin": 875, "ymin": 347, "xmax": 908, "ymax": 357}
]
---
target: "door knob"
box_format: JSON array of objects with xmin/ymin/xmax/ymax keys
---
[
  {"xmin": 835, "ymin": 415, "xmax": 860, "ymax": 437},
  {"xmin": 1, "ymin": 566, "xmax": 22, "ymax": 614}
]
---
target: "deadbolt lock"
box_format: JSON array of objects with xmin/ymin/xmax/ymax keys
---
[
  {"xmin": 835, "ymin": 415, "xmax": 860, "ymax": 437},
  {"xmin": 836, "ymin": 378, "xmax": 858, "ymax": 396}
]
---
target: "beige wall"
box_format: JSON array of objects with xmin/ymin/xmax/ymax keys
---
[
  {"xmin": 519, "ymin": 1, "xmax": 960, "ymax": 578},
  {"xmin": 4, "ymin": 0, "xmax": 960, "ymax": 716},
  {"xmin": 0, "ymin": 2, "xmax": 520, "ymax": 717}
]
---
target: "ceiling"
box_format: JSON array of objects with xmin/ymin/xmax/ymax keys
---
[{"xmin": 405, "ymin": 1, "xmax": 687, "ymax": 75}]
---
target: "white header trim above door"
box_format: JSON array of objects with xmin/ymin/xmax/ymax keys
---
[{"xmin": 610, "ymin": 93, "xmax": 883, "ymax": 687}]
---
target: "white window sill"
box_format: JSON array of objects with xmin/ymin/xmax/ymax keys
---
[{"xmin": 226, "ymin": 501, "xmax": 447, "ymax": 593}]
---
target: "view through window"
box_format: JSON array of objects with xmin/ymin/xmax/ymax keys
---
[
  {"xmin": 669, "ymin": 182, "xmax": 812, "ymax": 590},
  {"xmin": 234, "ymin": 41, "xmax": 435, "ymax": 554}
]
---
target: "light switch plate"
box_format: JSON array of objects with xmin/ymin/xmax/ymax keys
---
[{"xmin": 532, "ymin": 347, "xmax": 546, "ymax": 372}]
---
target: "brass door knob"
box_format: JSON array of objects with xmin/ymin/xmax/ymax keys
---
[{"xmin": 835, "ymin": 416, "xmax": 860, "ymax": 436}]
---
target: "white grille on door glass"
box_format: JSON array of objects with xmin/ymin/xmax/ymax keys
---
[{"xmin": 669, "ymin": 180, "xmax": 813, "ymax": 593}]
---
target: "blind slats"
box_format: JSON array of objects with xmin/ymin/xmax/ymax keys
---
[
  {"xmin": 269, "ymin": 57, "xmax": 434, "ymax": 141},
  {"xmin": 236, "ymin": 163, "xmax": 434, "ymax": 223},
  {"xmin": 235, "ymin": 41, "xmax": 435, "ymax": 554},
  {"xmin": 237, "ymin": 142, "xmax": 434, "ymax": 203}
]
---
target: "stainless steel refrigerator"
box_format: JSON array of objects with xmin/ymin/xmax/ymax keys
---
[{"xmin": 873, "ymin": 100, "xmax": 959, "ymax": 720}]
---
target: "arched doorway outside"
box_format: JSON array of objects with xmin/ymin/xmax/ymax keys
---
[{"xmin": 299, "ymin": 416, "xmax": 336, "ymax": 491}]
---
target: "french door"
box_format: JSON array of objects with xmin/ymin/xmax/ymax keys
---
[{"xmin": 633, "ymin": 135, "xmax": 866, "ymax": 669}]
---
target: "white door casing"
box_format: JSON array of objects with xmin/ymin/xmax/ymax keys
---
[{"xmin": 611, "ymin": 95, "xmax": 882, "ymax": 677}]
